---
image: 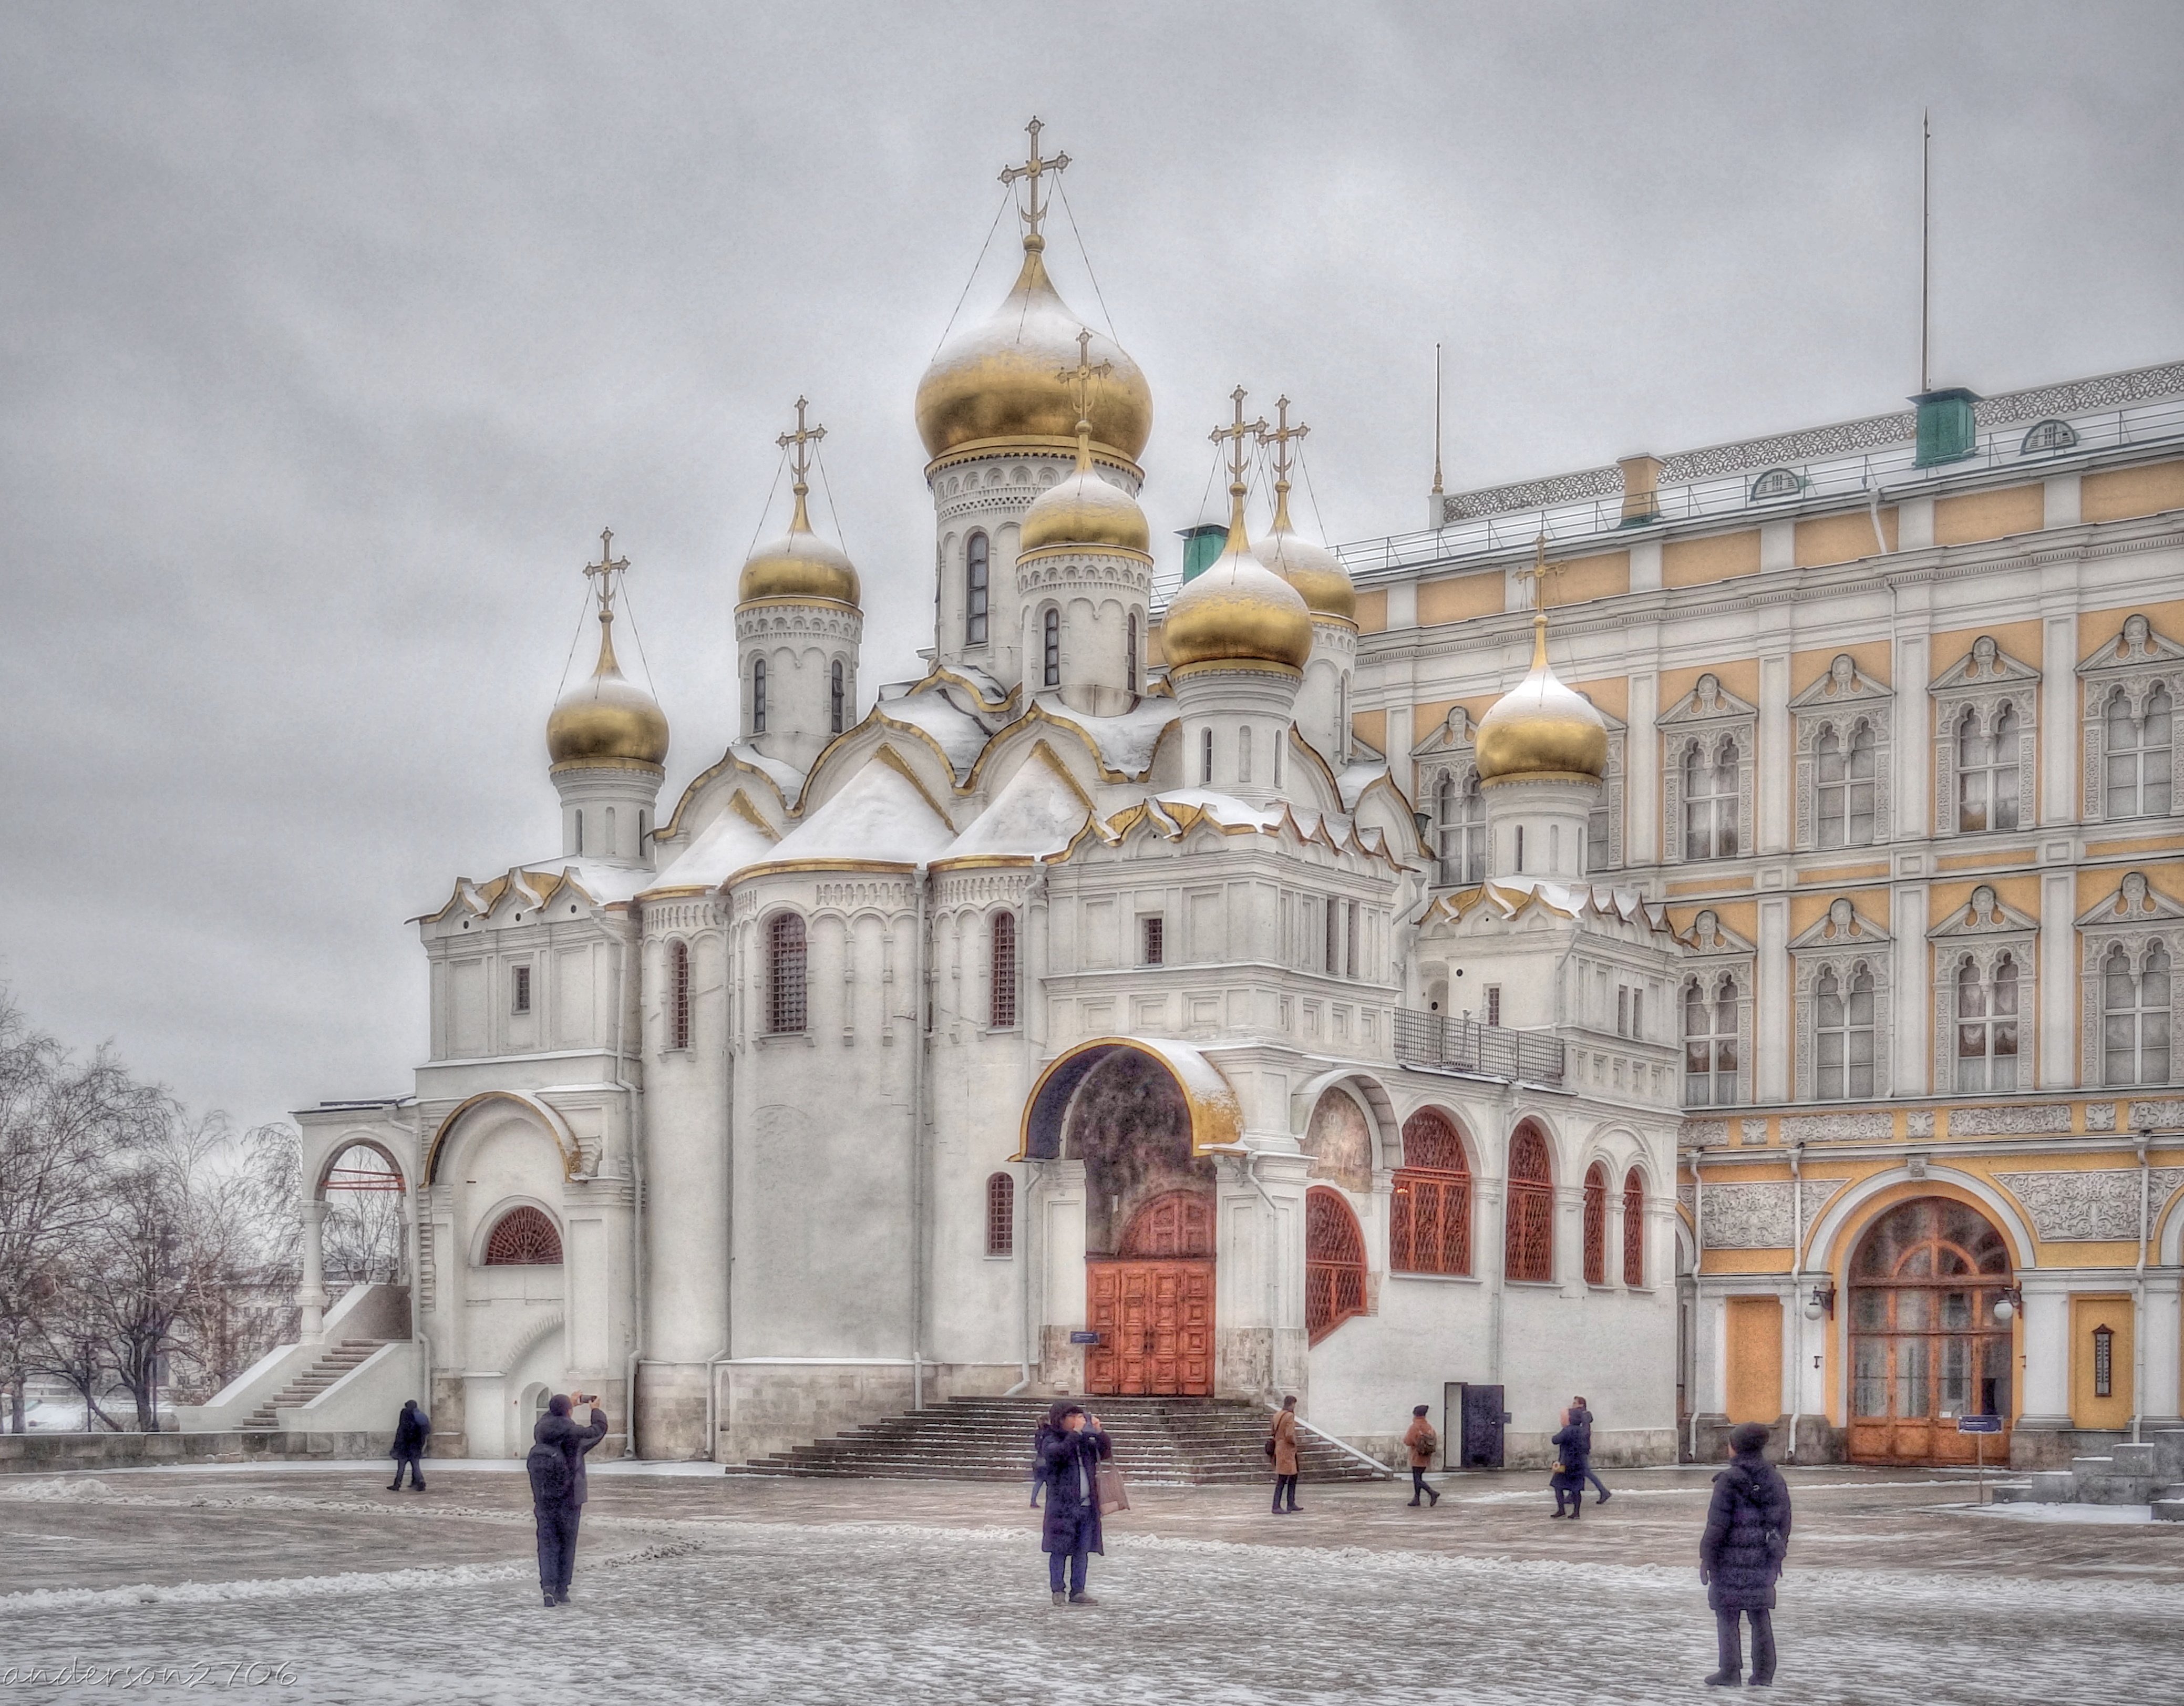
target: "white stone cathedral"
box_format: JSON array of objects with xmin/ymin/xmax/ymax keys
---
[{"xmin": 202, "ymin": 135, "xmax": 1683, "ymax": 1469}]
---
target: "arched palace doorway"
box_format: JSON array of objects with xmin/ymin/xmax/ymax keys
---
[{"xmin": 1847, "ymin": 1197, "xmax": 2015, "ymax": 1464}]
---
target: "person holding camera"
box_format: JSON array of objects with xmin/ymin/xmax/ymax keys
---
[
  {"xmin": 526, "ymin": 1392, "xmax": 608, "ymax": 1608},
  {"xmin": 1034, "ymin": 1401, "xmax": 1111, "ymax": 1606},
  {"xmin": 1699, "ymin": 1420, "xmax": 1794, "ymax": 1687}
]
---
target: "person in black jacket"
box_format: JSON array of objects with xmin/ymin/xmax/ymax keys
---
[
  {"xmin": 1034, "ymin": 1401, "xmax": 1111, "ymax": 1607},
  {"xmin": 1569, "ymin": 1394, "xmax": 1611, "ymax": 1506},
  {"xmin": 528, "ymin": 1393, "xmax": 608, "ymax": 1608},
  {"xmin": 1548, "ymin": 1406, "xmax": 1588, "ymax": 1519},
  {"xmin": 387, "ymin": 1399, "xmax": 430, "ymax": 1491},
  {"xmin": 1699, "ymin": 1421, "xmax": 1794, "ymax": 1687}
]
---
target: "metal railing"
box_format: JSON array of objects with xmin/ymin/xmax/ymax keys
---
[{"xmin": 1392, "ymin": 1009, "xmax": 1565, "ymax": 1084}]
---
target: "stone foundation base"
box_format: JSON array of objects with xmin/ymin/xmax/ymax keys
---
[{"xmin": 637, "ymin": 1361, "xmax": 1028, "ymax": 1464}]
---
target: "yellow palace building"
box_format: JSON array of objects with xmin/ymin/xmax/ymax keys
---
[{"xmin": 1341, "ymin": 367, "xmax": 2184, "ymax": 1467}]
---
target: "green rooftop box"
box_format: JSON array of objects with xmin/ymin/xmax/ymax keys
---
[
  {"xmin": 1177, "ymin": 522, "xmax": 1229, "ymax": 583},
  {"xmin": 1912, "ymin": 387, "xmax": 1981, "ymax": 468}
]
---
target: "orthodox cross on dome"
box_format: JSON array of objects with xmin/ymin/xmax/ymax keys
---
[
  {"xmin": 1210, "ymin": 385, "xmax": 1268, "ymax": 547},
  {"xmin": 1514, "ymin": 530, "xmax": 1566, "ymax": 613},
  {"xmin": 775, "ymin": 395, "xmax": 827, "ymax": 528},
  {"xmin": 1258, "ymin": 395, "xmax": 1309, "ymax": 532},
  {"xmin": 583, "ymin": 526, "xmax": 631, "ymax": 622},
  {"xmin": 1000, "ymin": 116, "xmax": 1069, "ymax": 245},
  {"xmin": 1056, "ymin": 327, "xmax": 1111, "ymax": 460}
]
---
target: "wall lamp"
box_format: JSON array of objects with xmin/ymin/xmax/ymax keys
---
[
  {"xmin": 1991, "ymin": 1285, "xmax": 2025, "ymax": 1323},
  {"xmin": 1801, "ymin": 1282, "xmax": 1837, "ymax": 1322}
]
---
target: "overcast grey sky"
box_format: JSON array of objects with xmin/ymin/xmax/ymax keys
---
[{"xmin": 3, "ymin": 1, "xmax": 2179, "ymax": 1134}]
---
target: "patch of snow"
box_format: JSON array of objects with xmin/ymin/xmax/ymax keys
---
[
  {"xmin": 0, "ymin": 1477, "xmax": 116, "ymax": 1499},
  {"xmin": 759, "ymin": 757, "xmax": 955, "ymax": 867},
  {"xmin": 724, "ymin": 737, "xmax": 806, "ymax": 801},
  {"xmin": 1956, "ymin": 1501, "xmax": 2157, "ymax": 1525},
  {"xmin": 941, "ymin": 753, "xmax": 1089, "ymax": 862},
  {"xmin": 646, "ymin": 804, "xmax": 776, "ymax": 892},
  {"xmin": 1035, "ymin": 692, "xmax": 1174, "ymax": 776},
  {"xmin": 1335, "ymin": 755, "xmax": 1388, "ymax": 811},
  {"xmin": 877, "ymin": 690, "xmax": 992, "ymax": 779}
]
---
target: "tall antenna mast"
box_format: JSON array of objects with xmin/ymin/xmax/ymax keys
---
[
  {"xmin": 1431, "ymin": 342, "xmax": 1445, "ymax": 498},
  {"xmin": 1920, "ymin": 109, "xmax": 1931, "ymax": 394}
]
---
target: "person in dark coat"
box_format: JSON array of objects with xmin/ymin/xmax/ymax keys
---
[
  {"xmin": 1548, "ymin": 1406, "xmax": 1588, "ymax": 1519},
  {"xmin": 1569, "ymin": 1394, "xmax": 1611, "ymax": 1506},
  {"xmin": 1269, "ymin": 1394, "xmax": 1301, "ymax": 1513},
  {"xmin": 1699, "ymin": 1420, "xmax": 1794, "ymax": 1687},
  {"xmin": 1402, "ymin": 1404, "xmax": 1440, "ymax": 1507},
  {"xmin": 387, "ymin": 1399, "xmax": 430, "ymax": 1491},
  {"xmin": 1035, "ymin": 1401, "xmax": 1111, "ymax": 1606},
  {"xmin": 529, "ymin": 1392, "xmax": 608, "ymax": 1608}
]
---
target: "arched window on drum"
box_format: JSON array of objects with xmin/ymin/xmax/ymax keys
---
[
  {"xmin": 1621, "ymin": 1168, "xmax": 1646, "ymax": 1287},
  {"xmin": 1389, "ymin": 1108, "xmax": 1470, "ymax": 1276},
  {"xmin": 1582, "ymin": 1162, "xmax": 1609, "ymax": 1286},
  {"xmin": 766, "ymin": 913, "xmax": 807, "ymax": 1034},
  {"xmin": 1304, "ymin": 1187, "xmax": 1367, "ymax": 1343},
  {"xmin": 989, "ymin": 911, "xmax": 1018, "ymax": 1031},
  {"xmin": 1505, "ymin": 1124, "xmax": 1554, "ymax": 1283},
  {"xmin": 667, "ymin": 939, "xmax": 692, "ymax": 1051},
  {"xmin": 485, "ymin": 1205, "xmax": 563, "ymax": 1266}
]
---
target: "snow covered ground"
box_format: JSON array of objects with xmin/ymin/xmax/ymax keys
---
[{"xmin": 2, "ymin": 1466, "xmax": 2177, "ymax": 1704}]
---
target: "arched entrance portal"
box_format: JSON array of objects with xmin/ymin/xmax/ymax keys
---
[{"xmin": 1847, "ymin": 1197, "xmax": 2015, "ymax": 1464}]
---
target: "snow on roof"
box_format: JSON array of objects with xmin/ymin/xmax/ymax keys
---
[
  {"xmin": 1335, "ymin": 754, "xmax": 1390, "ymax": 813},
  {"xmin": 1032, "ymin": 692, "xmax": 1175, "ymax": 777},
  {"xmin": 726, "ymin": 738, "xmax": 806, "ymax": 802},
  {"xmin": 750, "ymin": 749, "xmax": 955, "ymax": 869},
  {"xmin": 875, "ymin": 688, "xmax": 993, "ymax": 781},
  {"xmin": 644, "ymin": 801, "xmax": 777, "ymax": 893},
  {"xmin": 938, "ymin": 747, "xmax": 1091, "ymax": 864},
  {"xmin": 1436, "ymin": 878, "xmax": 1670, "ymax": 933}
]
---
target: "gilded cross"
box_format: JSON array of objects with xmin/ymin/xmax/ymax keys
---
[
  {"xmin": 1258, "ymin": 395, "xmax": 1309, "ymax": 485},
  {"xmin": 1056, "ymin": 327, "xmax": 1111, "ymax": 437},
  {"xmin": 1000, "ymin": 116, "xmax": 1070, "ymax": 243},
  {"xmin": 775, "ymin": 395, "xmax": 827, "ymax": 488},
  {"xmin": 584, "ymin": 526, "xmax": 631, "ymax": 617},
  {"xmin": 1209, "ymin": 385, "xmax": 1268, "ymax": 489},
  {"xmin": 1514, "ymin": 530, "xmax": 1565, "ymax": 612}
]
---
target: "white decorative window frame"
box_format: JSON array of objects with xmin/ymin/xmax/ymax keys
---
[
  {"xmin": 1790, "ymin": 654, "xmax": 1894, "ymax": 851},
  {"xmin": 1413, "ymin": 709, "xmax": 1485, "ymax": 890},
  {"xmin": 1677, "ymin": 908, "xmax": 1756, "ymax": 1107},
  {"xmin": 1789, "ymin": 898, "xmax": 1893, "ymax": 1102},
  {"xmin": 1930, "ymin": 635, "xmax": 2039, "ymax": 840},
  {"xmin": 2076, "ymin": 871, "xmax": 2184, "ymax": 1089},
  {"xmin": 2078, "ymin": 614, "xmax": 2184, "ymax": 825},
  {"xmin": 1660, "ymin": 673, "xmax": 1757, "ymax": 865},
  {"xmin": 1585, "ymin": 708, "xmax": 1626, "ymax": 874},
  {"xmin": 1928, "ymin": 883, "xmax": 2038, "ymax": 1095}
]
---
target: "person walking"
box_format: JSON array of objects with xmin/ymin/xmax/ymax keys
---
[
  {"xmin": 526, "ymin": 1392, "xmax": 608, "ymax": 1608},
  {"xmin": 1549, "ymin": 1406, "xmax": 1588, "ymax": 1519},
  {"xmin": 386, "ymin": 1398, "xmax": 430, "ymax": 1492},
  {"xmin": 1034, "ymin": 1401, "xmax": 1111, "ymax": 1607},
  {"xmin": 1403, "ymin": 1404, "xmax": 1440, "ymax": 1507},
  {"xmin": 1699, "ymin": 1420, "xmax": 1794, "ymax": 1688},
  {"xmin": 1269, "ymin": 1394, "xmax": 1301, "ymax": 1513},
  {"xmin": 1569, "ymin": 1394, "xmax": 1611, "ymax": 1506}
]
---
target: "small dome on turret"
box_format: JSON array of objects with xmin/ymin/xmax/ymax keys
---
[
  {"xmin": 1021, "ymin": 464, "xmax": 1150, "ymax": 554},
  {"xmin": 739, "ymin": 490, "xmax": 859, "ymax": 608},
  {"xmin": 1475, "ymin": 613, "xmax": 1607, "ymax": 784},
  {"xmin": 1162, "ymin": 537, "xmax": 1312, "ymax": 675},
  {"xmin": 548, "ymin": 605, "xmax": 668, "ymax": 770}
]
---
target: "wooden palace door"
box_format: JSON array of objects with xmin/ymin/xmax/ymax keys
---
[{"xmin": 1084, "ymin": 1191, "xmax": 1214, "ymax": 1396}]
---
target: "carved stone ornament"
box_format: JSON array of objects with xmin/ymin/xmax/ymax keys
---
[
  {"xmin": 2085, "ymin": 1101, "xmax": 2118, "ymax": 1133},
  {"xmin": 2128, "ymin": 1098, "xmax": 2184, "ymax": 1129},
  {"xmin": 1699, "ymin": 1179, "xmax": 1846, "ymax": 1249},
  {"xmin": 1790, "ymin": 655, "xmax": 1894, "ymax": 852},
  {"xmin": 1948, "ymin": 1103, "xmax": 2072, "ymax": 1136},
  {"xmin": 1684, "ymin": 1119, "xmax": 1734, "ymax": 1146},
  {"xmin": 2076, "ymin": 873, "xmax": 2184, "ymax": 1093},
  {"xmin": 1781, "ymin": 1111, "xmax": 1893, "ymax": 1143},
  {"xmin": 1904, "ymin": 1111, "xmax": 1936, "ymax": 1138},
  {"xmin": 1995, "ymin": 1168, "xmax": 2184, "ymax": 1241}
]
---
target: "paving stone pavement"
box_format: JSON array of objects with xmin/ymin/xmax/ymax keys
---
[{"xmin": 2, "ymin": 1462, "xmax": 2179, "ymax": 1704}]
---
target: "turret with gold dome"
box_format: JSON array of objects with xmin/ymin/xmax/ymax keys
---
[
  {"xmin": 1248, "ymin": 397, "xmax": 1358, "ymax": 764},
  {"xmin": 1474, "ymin": 538, "xmax": 1607, "ymax": 882},
  {"xmin": 548, "ymin": 530, "xmax": 669, "ymax": 868},
  {"xmin": 735, "ymin": 399, "xmax": 864, "ymax": 775},
  {"xmin": 919, "ymin": 121, "xmax": 1151, "ymax": 697}
]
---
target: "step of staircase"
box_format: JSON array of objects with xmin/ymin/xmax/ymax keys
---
[
  {"xmin": 726, "ymin": 1395, "xmax": 1390, "ymax": 1485},
  {"xmin": 239, "ymin": 1339, "xmax": 388, "ymax": 1430}
]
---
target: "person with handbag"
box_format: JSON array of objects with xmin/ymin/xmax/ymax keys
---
[
  {"xmin": 1034, "ymin": 1401, "xmax": 1111, "ymax": 1607},
  {"xmin": 1699, "ymin": 1420, "xmax": 1794, "ymax": 1687},
  {"xmin": 1268, "ymin": 1394, "xmax": 1301, "ymax": 1513},
  {"xmin": 1548, "ymin": 1406, "xmax": 1588, "ymax": 1519},
  {"xmin": 1402, "ymin": 1404, "xmax": 1440, "ymax": 1506}
]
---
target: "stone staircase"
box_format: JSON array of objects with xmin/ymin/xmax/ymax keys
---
[
  {"xmin": 1993, "ymin": 1428, "xmax": 2184, "ymax": 1520},
  {"xmin": 239, "ymin": 1339, "xmax": 388, "ymax": 1430},
  {"xmin": 727, "ymin": 1395, "xmax": 1393, "ymax": 1485}
]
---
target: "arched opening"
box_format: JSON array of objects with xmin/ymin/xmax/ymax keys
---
[
  {"xmin": 751, "ymin": 656, "xmax": 768, "ymax": 734},
  {"xmin": 668, "ymin": 939, "xmax": 692, "ymax": 1051},
  {"xmin": 1621, "ymin": 1168, "xmax": 1646, "ymax": 1288},
  {"xmin": 1390, "ymin": 1107, "xmax": 1470, "ymax": 1276},
  {"xmin": 989, "ymin": 910, "xmax": 1017, "ymax": 1030},
  {"xmin": 1305, "ymin": 1187, "xmax": 1367, "ymax": 1344},
  {"xmin": 1042, "ymin": 605, "xmax": 1060, "ymax": 687},
  {"xmin": 521, "ymin": 1381, "xmax": 551, "ymax": 1441},
  {"xmin": 1582, "ymin": 1162, "xmax": 1610, "ymax": 1286},
  {"xmin": 984, "ymin": 1172, "xmax": 1014, "ymax": 1257},
  {"xmin": 316, "ymin": 1142, "xmax": 408, "ymax": 1289},
  {"xmin": 1505, "ymin": 1122, "xmax": 1554, "ymax": 1282},
  {"xmin": 484, "ymin": 1205, "xmax": 564, "ymax": 1266},
  {"xmin": 1847, "ymin": 1196, "xmax": 2013, "ymax": 1464},
  {"xmin": 965, "ymin": 531, "xmax": 990, "ymax": 645}
]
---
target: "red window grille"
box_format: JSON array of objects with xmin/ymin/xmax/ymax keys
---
[
  {"xmin": 1390, "ymin": 1108, "xmax": 1471, "ymax": 1276},
  {"xmin": 1505, "ymin": 1124, "xmax": 1554, "ymax": 1283},
  {"xmin": 1304, "ymin": 1187, "xmax": 1367, "ymax": 1344},
  {"xmin": 990, "ymin": 911, "xmax": 1017, "ymax": 1030},
  {"xmin": 1622, "ymin": 1168, "xmax": 1645, "ymax": 1287},
  {"xmin": 669, "ymin": 939, "xmax": 692, "ymax": 1050},
  {"xmin": 985, "ymin": 1172, "xmax": 1014, "ymax": 1257},
  {"xmin": 767, "ymin": 913, "xmax": 807, "ymax": 1034},
  {"xmin": 1583, "ymin": 1162, "xmax": 1609, "ymax": 1286},
  {"xmin": 485, "ymin": 1206, "xmax": 563, "ymax": 1266},
  {"xmin": 1120, "ymin": 1190, "xmax": 1214, "ymax": 1257}
]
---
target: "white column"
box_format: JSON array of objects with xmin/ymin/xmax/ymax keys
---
[
  {"xmin": 1627, "ymin": 673, "xmax": 1660, "ymax": 866},
  {"xmin": 1759, "ymin": 653, "xmax": 1791, "ymax": 856},
  {"xmin": 2042, "ymin": 610, "xmax": 2079, "ymax": 827},
  {"xmin": 1893, "ymin": 629, "xmax": 1931, "ymax": 839},
  {"xmin": 2039, "ymin": 871, "xmax": 2076, "ymax": 1090},
  {"xmin": 2017, "ymin": 1282, "xmax": 2072, "ymax": 1430},
  {"xmin": 1892, "ymin": 885, "xmax": 1929, "ymax": 1097},
  {"xmin": 2142, "ymin": 1276, "xmax": 2182, "ymax": 1425},
  {"xmin": 300, "ymin": 1199, "xmax": 328, "ymax": 1344},
  {"xmin": 1757, "ymin": 898, "xmax": 1790, "ymax": 1102}
]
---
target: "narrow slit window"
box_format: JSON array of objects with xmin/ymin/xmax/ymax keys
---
[
  {"xmin": 1043, "ymin": 607, "xmax": 1060, "ymax": 687},
  {"xmin": 965, "ymin": 532, "xmax": 990, "ymax": 645},
  {"xmin": 831, "ymin": 659, "xmax": 845, "ymax": 734},
  {"xmin": 511, "ymin": 964, "xmax": 532, "ymax": 1016}
]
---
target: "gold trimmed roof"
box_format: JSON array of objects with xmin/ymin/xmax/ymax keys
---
[
  {"xmin": 1021, "ymin": 464, "xmax": 1150, "ymax": 553},
  {"xmin": 547, "ymin": 612, "xmax": 669, "ymax": 769},
  {"xmin": 738, "ymin": 484, "xmax": 860, "ymax": 608},
  {"xmin": 1474, "ymin": 612, "xmax": 1607, "ymax": 783},
  {"xmin": 915, "ymin": 239, "xmax": 1151, "ymax": 461}
]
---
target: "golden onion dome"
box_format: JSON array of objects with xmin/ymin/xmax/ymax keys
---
[
  {"xmin": 1021, "ymin": 459, "xmax": 1149, "ymax": 554},
  {"xmin": 1162, "ymin": 506, "xmax": 1313, "ymax": 674},
  {"xmin": 737, "ymin": 485, "xmax": 860, "ymax": 607},
  {"xmin": 1252, "ymin": 486, "xmax": 1355, "ymax": 623},
  {"xmin": 548, "ymin": 613, "xmax": 669, "ymax": 769},
  {"xmin": 915, "ymin": 238, "xmax": 1151, "ymax": 460},
  {"xmin": 1474, "ymin": 614, "xmax": 1608, "ymax": 783}
]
